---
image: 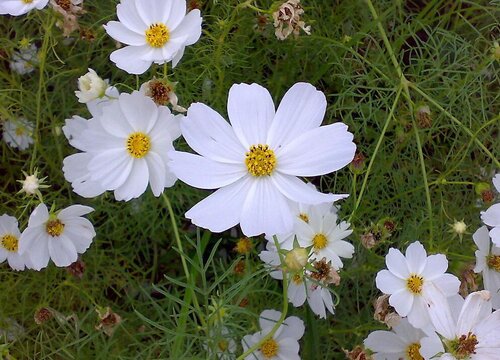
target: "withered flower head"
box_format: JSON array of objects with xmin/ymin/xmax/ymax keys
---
[
  {"xmin": 95, "ymin": 307, "xmax": 122, "ymax": 336},
  {"xmin": 272, "ymin": 0, "xmax": 311, "ymax": 41},
  {"xmin": 310, "ymin": 258, "xmax": 340, "ymax": 286},
  {"xmin": 34, "ymin": 307, "xmax": 53, "ymax": 325},
  {"xmin": 373, "ymin": 294, "xmax": 401, "ymax": 328}
]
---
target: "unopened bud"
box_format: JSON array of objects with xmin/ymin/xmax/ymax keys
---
[{"xmin": 285, "ymin": 247, "xmax": 308, "ymax": 271}]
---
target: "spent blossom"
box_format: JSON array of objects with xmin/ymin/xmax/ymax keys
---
[{"xmin": 272, "ymin": 0, "xmax": 311, "ymax": 40}]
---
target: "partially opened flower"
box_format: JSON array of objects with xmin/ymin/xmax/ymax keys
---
[
  {"xmin": 481, "ymin": 173, "xmax": 500, "ymax": 245},
  {"xmin": 0, "ymin": 0, "xmax": 49, "ymax": 16},
  {"xmin": 364, "ymin": 318, "xmax": 443, "ymax": 360},
  {"xmin": 241, "ymin": 309, "xmax": 304, "ymax": 360},
  {"xmin": 422, "ymin": 290, "xmax": 500, "ymax": 359},
  {"xmin": 2, "ymin": 118, "xmax": 34, "ymax": 150},
  {"xmin": 0, "ymin": 214, "xmax": 31, "ymax": 271},
  {"xmin": 104, "ymin": 0, "xmax": 202, "ymax": 74},
  {"xmin": 375, "ymin": 241, "xmax": 460, "ymax": 329},
  {"xmin": 169, "ymin": 82, "xmax": 356, "ymax": 236},
  {"xmin": 19, "ymin": 203, "xmax": 95, "ymax": 270},
  {"xmin": 63, "ymin": 91, "xmax": 181, "ymax": 201},
  {"xmin": 473, "ymin": 226, "xmax": 500, "ymax": 309}
]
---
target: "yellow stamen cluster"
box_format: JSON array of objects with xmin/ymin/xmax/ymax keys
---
[
  {"xmin": 145, "ymin": 23, "xmax": 170, "ymax": 48},
  {"xmin": 406, "ymin": 274, "xmax": 424, "ymax": 294},
  {"xmin": 454, "ymin": 332, "xmax": 478, "ymax": 358},
  {"xmin": 46, "ymin": 219, "xmax": 65, "ymax": 237},
  {"xmin": 298, "ymin": 213, "xmax": 309, "ymax": 223},
  {"xmin": 487, "ymin": 255, "xmax": 500, "ymax": 272},
  {"xmin": 217, "ymin": 340, "xmax": 229, "ymax": 352},
  {"xmin": 312, "ymin": 233, "xmax": 328, "ymax": 250},
  {"xmin": 406, "ymin": 343, "xmax": 424, "ymax": 360},
  {"xmin": 260, "ymin": 338, "xmax": 279, "ymax": 358},
  {"xmin": 234, "ymin": 237, "xmax": 252, "ymax": 254},
  {"xmin": 23, "ymin": 0, "xmax": 34, "ymax": 3},
  {"xmin": 126, "ymin": 132, "xmax": 151, "ymax": 159},
  {"xmin": 1, "ymin": 234, "xmax": 19, "ymax": 252},
  {"xmin": 245, "ymin": 144, "xmax": 276, "ymax": 176}
]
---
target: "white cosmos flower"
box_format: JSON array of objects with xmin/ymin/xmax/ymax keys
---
[
  {"xmin": 169, "ymin": 82, "xmax": 356, "ymax": 237},
  {"xmin": 0, "ymin": 214, "xmax": 31, "ymax": 271},
  {"xmin": 103, "ymin": 0, "xmax": 202, "ymax": 74},
  {"xmin": 0, "ymin": 0, "xmax": 49, "ymax": 16},
  {"xmin": 375, "ymin": 241, "xmax": 460, "ymax": 329},
  {"xmin": 10, "ymin": 44, "xmax": 38, "ymax": 75},
  {"xmin": 364, "ymin": 318, "xmax": 443, "ymax": 360},
  {"xmin": 481, "ymin": 173, "xmax": 500, "ymax": 246},
  {"xmin": 422, "ymin": 290, "xmax": 500, "ymax": 360},
  {"xmin": 2, "ymin": 118, "xmax": 34, "ymax": 150},
  {"xmin": 241, "ymin": 309, "xmax": 304, "ymax": 360},
  {"xmin": 473, "ymin": 225, "xmax": 500, "ymax": 309},
  {"xmin": 63, "ymin": 91, "xmax": 181, "ymax": 201},
  {"xmin": 19, "ymin": 203, "xmax": 95, "ymax": 270}
]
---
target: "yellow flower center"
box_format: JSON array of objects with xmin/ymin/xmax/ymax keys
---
[
  {"xmin": 292, "ymin": 273, "xmax": 303, "ymax": 284},
  {"xmin": 126, "ymin": 132, "xmax": 151, "ymax": 158},
  {"xmin": 487, "ymin": 255, "xmax": 500, "ymax": 272},
  {"xmin": 245, "ymin": 144, "xmax": 276, "ymax": 176},
  {"xmin": 145, "ymin": 23, "xmax": 170, "ymax": 48},
  {"xmin": 15, "ymin": 127, "xmax": 25, "ymax": 136},
  {"xmin": 46, "ymin": 219, "xmax": 65, "ymax": 237},
  {"xmin": 451, "ymin": 332, "xmax": 478, "ymax": 359},
  {"xmin": 260, "ymin": 338, "xmax": 279, "ymax": 358},
  {"xmin": 406, "ymin": 274, "xmax": 424, "ymax": 294},
  {"xmin": 217, "ymin": 340, "xmax": 228, "ymax": 352},
  {"xmin": 406, "ymin": 343, "xmax": 424, "ymax": 360},
  {"xmin": 298, "ymin": 213, "xmax": 309, "ymax": 223},
  {"xmin": 1, "ymin": 234, "xmax": 19, "ymax": 252},
  {"xmin": 234, "ymin": 237, "xmax": 252, "ymax": 254},
  {"xmin": 312, "ymin": 233, "xmax": 328, "ymax": 250},
  {"xmin": 23, "ymin": 0, "xmax": 34, "ymax": 3}
]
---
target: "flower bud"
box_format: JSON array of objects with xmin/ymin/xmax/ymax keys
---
[
  {"xmin": 75, "ymin": 68, "xmax": 108, "ymax": 103},
  {"xmin": 285, "ymin": 247, "xmax": 308, "ymax": 271}
]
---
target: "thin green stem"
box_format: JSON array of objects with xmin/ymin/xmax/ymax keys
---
[{"xmin": 236, "ymin": 236, "xmax": 289, "ymax": 360}]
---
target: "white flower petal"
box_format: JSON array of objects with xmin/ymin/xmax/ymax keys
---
[
  {"xmin": 489, "ymin": 227, "xmax": 500, "ymax": 246},
  {"xmin": 259, "ymin": 309, "xmax": 282, "ymax": 331},
  {"xmin": 58, "ymin": 205, "xmax": 94, "ymax": 219},
  {"xmin": 28, "ymin": 203, "xmax": 49, "ymax": 227},
  {"xmin": 281, "ymin": 315, "xmax": 305, "ymax": 340},
  {"xmin": 386, "ymin": 248, "xmax": 410, "ymax": 279},
  {"xmin": 119, "ymin": 92, "xmax": 158, "ymax": 133},
  {"xmin": 389, "ymin": 290, "xmax": 414, "ymax": 317},
  {"xmin": 267, "ymin": 83, "xmax": 327, "ymax": 148},
  {"xmin": 170, "ymin": 9, "xmax": 202, "ymax": 45},
  {"xmin": 405, "ymin": 241, "xmax": 427, "ymax": 274},
  {"xmin": 424, "ymin": 283, "xmax": 456, "ymax": 340},
  {"xmin": 114, "ymin": 159, "xmax": 150, "ymax": 201},
  {"xmin": 146, "ymin": 151, "xmax": 169, "ymax": 196},
  {"xmin": 493, "ymin": 174, "xmax": 500, "ymax": 193},
  {"xmin": 110, "ymin": 46, "xmax": 153, "ymax": 75},
  {"xmin": 364, "ymin": 330, "xmax": 407, "ymax": 353},
  {"xmin": 481, "ymin": 204, "xmax": 500, "ymax": 227},
  {"xmin": 431, "ymin": 274, "xmax": 460, "ymax": 296},
  {"xmin": 407, "ymin": 296, "xmax": 430, "ymax": 329},
  {"xmin": 276, "ymin": 123, "xmax": 356, "ymax": 177},
  {"xmin": 421, "ymin": 254, "xmax": 448, "ymax": 281},
  {"xmin": 473, "ymin": 226, "xmax": 491, "ymax": 253},
  {"xmin": 116, "ymin": 0, "xmax": 148, "ymax": 33},
  {"xmin": 376, "ymin": 269, "xmax": 406, "ymax": 295},
  {"xmin": 457, "ymin": 290, "xmax": 492, "ymax": 336},
  {"xmin": 48, "ymin": 236, "xmax": 78, "ymax": 267},
  {"xmin": 89, "ymin": 149, "xmax": 133, "ymax": 190},
  {"xmin": 227, "ymin": 83, "xmax": 275, "ymax": 148},
  {"xmin": 104, "ymin": 21, "xmax": 146, "ymax": 46}
]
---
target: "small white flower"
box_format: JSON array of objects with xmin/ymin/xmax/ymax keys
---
[
  {"xmin": 423, "ymin": 290, "xmax": 500, "ymax": 360},
  {"xmin": 103, "ymin": 0, "xmax": 202, "ymax": 74},
  {"xmin": 481, "ymin": 173, "xmax": 500, "ymax": 246},
  {"xmin": 19, "ymin": 203, "xmax": 96, "ymax": 270},
  {"xmin": 0, "ymin": 214, "xmax": 31, "ymax": 271},
  {"xmin": 75, "ymin": 68, "xmax": 112, "ymax": 103},
  {"xmin": 63, "ymin": 91, "xmax": 181, "ymax": 201},
  {"xmin": 169, "ymin": 82, "xmax": 356, "ymax": 236},
  {"xmin": 204, "ymin": 326, "xmax": 237, "ymax": 360},
  {"xmin": 10, "ymin": 44, "xmax": 38, "ymax": 75},
  {"xmin": 2, "ymin": 118, "xmax": 34, "ymax": 150},
  {"xmin": 364, "ymin": 318, "xmax": 443, "ymax": 360},
  {"xmin": 473, "ymin": 225, "xmax": 500, "ymax": 309},
  {"xmin": 241, "ymin": 309, "xmax": 304, "ymax": 360},
  {"xmin": 0, "ymin": 0, "xmax": 49, "ymax": 16},
  {"xmin": 375, "ymin": 241, "xmax": 460, "ymax": 329}
]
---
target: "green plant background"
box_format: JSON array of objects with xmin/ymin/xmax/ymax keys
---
[{"xmin": 0, "ymin": 0, "xmax": 499, "ymax": 359}]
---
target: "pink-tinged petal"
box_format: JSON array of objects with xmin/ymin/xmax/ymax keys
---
[
  {"xmin": 240, "ymin": 178, "xmax": 293, "ymax": 237},
  {"xmin": 386, "ymin": 248, "xmax": 410, "ymax": 279},
  {"xmin": 185, "ymin": 177, "xmax": 251, "ymax": 233},
  {"xmin": 364, "ymin": 330, "xmax": 407, "ymax": 353},
  {"xmin": 58, "ymin": 205, "xmax": 94, "ymax": 219},
  {"xmin": 116, "ymin": 0, "xmax": 148, "ymax": 33},
  {"xmin": 431, "ymin": 274, "xmax": 460, "ymax": 296},
  {"xmin": 146, "ymin": 151, "xmax": 169, "ymax": 196},
  {"xmin": 407, "ymin": 296, "xmax": 430, "ymax": 329},
  {"xmin": 169, "ymin": 10, "xmax": 202, "ymax": 45},
  {"xmin": 481, "ymin": 204, "xmax": 500, "ymax": 227},
  {"xmin": 110, "ymin": 46, "xmax": 153, "ymax": 75},
  {"xmin": 181, "ymin": 103, "xmax": 246, "ymax": 164},
  {"xmin": 376, "ymin": 269, "xmax": 406, "ymax": 295},
  {"xmin": 421, "ymin": 254, "xmax": 449, "ymax": 281},
  {"xmin": 48, "ymin": 236, "xmax": 78, "ymax": 267},
  {"xmin": 119, "ymin": 92, "xmax": 158, "ymax": 133},
  {"xmin": 457, "ymin": 290, "xmax": 492, "ymax": 336},
  {"xmin": 114, "ymin": 158, "xmax": 150, "ymax": 201},
  {"xmin": 267, "ymin": 83, "xmax": 327, "ymax": 148},
  {"xmin": 473, "ymin": 226, "xmax": 491, "ymax": 253},
  {"xmin": 276, "ymin": 123, "xmax": 356, "ymax": 177},
  {"xmin": 259, "ymin": 309, "xmax": 281, "ymax": 331},
  {"xmin": 405, "ymin": 241, "xmax": 427, "ymax": 274},
  {"xmin": 227, "ymin": 83, "xmax": 275, "ymax": 148},
  {"xmin": 389, "ymin": 290, "xmax": 414, "ymax": 317},
  {"xmin": 423, "ymin": 283, "xmax": 457, "ymax": 339},
  {"xmin": 164, "ymin": 0, "xmax": 187, "ymax": 30},
  {"xmin": 28, "ymin": 203, "xmax": 49, "ymax": 227},
  {"xmin": 104, "ymin": 21, "xmax": 146, "ymax": 46},
  {"xmin": 169, "ymin": 151, "xmax": 246, "ymax": 189},
  {"xmin": 271, "ymin": 172, "xmax": 347, "ymax": 204}
]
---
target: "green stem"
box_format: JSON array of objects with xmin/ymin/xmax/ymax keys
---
[{"xmin": 236, "ymin": 236, "xmax": 289, "ymax": 360}]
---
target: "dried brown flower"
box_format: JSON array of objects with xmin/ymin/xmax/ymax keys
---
[
  {"xmin": 373, "ymin": 294, "xmax": 401, "ymax": 328},
  {"xmin": 34, "ymin": 307, "xmax": 53, "ymax": 325},
  {"xmin": 344, "ymin": 345, "xmax": 373, "ymax": 360},
  {"xmin": 95, "ymin": 307, "xmax": 122, "ymax": 336},
  {"xmin": 50, "ymin": 0, "xmax": 85, "ymax": 37},
  {"xmin": 272, "ymin": 0, "xmax": 311, "ymax": 40}
]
